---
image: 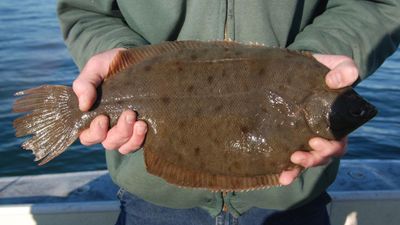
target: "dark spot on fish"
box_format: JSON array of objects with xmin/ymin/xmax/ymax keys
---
[
  {"xmin": 194, "ymin": 147, "xmax": 201, "ymax": 155},
  {"xmin": 176, "ymin": 153, "xmax": 183, "ymax": 162},
  {"xmin": 190, "ymin": 54, "xmax": 198, "ymax": 60},
  {"xmin": 221, "ymin": 69, "xmax": 227, "ymax": 78},
  {"xmin": 213, "ymin": 137, "xmax": 220, "ymax": 145},
  {"xmin": 178, "ymin": 121, "xmax": 186, "ymax": 128},
  {"xmin": 232, "ymin": 161, "xmax": 241, "ymax": 170},
  {"xmin": 240, "ymin": 125, "xmax": 250, "ymax": 134},
  {"xmin": 187, "ymin": 85, "xmax": 195, "ymax": 93},
  {"xmin": 223, "ymin": 47, "xmax": 229, "ymax": 52},
  {"xmin": 175, "ymin": 61, "xmax": 183, "ymax": 72},
  {"xmin": 234, "ymin": 51, "xmax": 243, "ymax": 56},
  {"xmin": 207, "ymin": 75, "xmax": 214, "ymax": 84},
  {"xmin": 261, "ymin": 107, "xmax": 268, "ymax": 113},
  {"xmin": 144, "ymin": 65, "xmax": 152, "ymax": 71},
  {"xmin": 161, "ymin": 96, "xmax": 170, "ymax": 105},
  {"xmin": 258, "ymin": 68, "xmax": 266, "ymax": 77},
  {"xmin": 214, "ymin": 105, "xmax": 223, "ymax": 112}
]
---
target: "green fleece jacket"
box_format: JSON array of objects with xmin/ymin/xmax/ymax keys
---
[{"xmin": 57, "ymin": 0, "xmax": 400, "ymax": 217}]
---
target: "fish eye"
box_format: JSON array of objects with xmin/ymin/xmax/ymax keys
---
[{"xmin": 350, "ymin": 108, "xmax": 366, "ymax": 117}]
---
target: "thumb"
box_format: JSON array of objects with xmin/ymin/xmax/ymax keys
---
[
  {"xmin": 72, "ymin": 48, "xmax": 126, "ymax": 111},
  {"xmin": 73, "ymin": 58, "xmax": 106, "ymax": 111},
  {"xmin": 325, "ymin": 60, "xmax": 359, "ymax": 89},
  {"xmin": 72, "ymin": 77, "xmax": 99, "ymax": 111},
  {"xmin": 312, "ymin": 54, "xmax": 359, "ymax": 89}
]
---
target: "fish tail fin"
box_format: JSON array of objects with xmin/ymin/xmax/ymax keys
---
[{"xmin": 13, "ymin": 85, "xmax": 87, "ymax": 165}]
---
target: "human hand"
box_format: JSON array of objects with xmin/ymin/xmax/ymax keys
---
[
  {"xmin": 73, "ymin": 48, "xmax": 148, "ymax": 154},
  {"xmin": 279, "ymin": 54, "xmax": 359, "ymax": 185}
]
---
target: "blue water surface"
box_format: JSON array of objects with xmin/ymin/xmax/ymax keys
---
[
  {"xmin": 0, "ymin": 0, "xmax": 105, "ymax": 176},
  {"xmin": 0, "ymin": 0, "xmax": 399, "ymax": 177}
]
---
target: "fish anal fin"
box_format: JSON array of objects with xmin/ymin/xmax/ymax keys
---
[{"xmin": 144, "ymin": 148, "xmax": 280, "ymax": 192}]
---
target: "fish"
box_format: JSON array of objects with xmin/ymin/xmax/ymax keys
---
[{"xmin": 13, "ymin": 40, "xmax": 377, "ymax": 191}]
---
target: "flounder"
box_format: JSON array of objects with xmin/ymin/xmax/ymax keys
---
[{"xmin": 13, "ymin": 41, "xmax": 377, "ymax": 191}]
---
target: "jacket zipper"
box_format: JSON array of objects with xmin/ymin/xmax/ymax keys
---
[
  {"xmin": 222, "ymin": 191, "xmax": 228, "ymax": 212},
  {"xmin": 224, "ymin": 0, "xmax": 228, "ymax": 40},
  {"xmin": 223, "ymin": 0, "xmax": 234, "ymax": 41}
]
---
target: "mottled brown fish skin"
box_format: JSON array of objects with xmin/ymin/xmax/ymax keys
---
[
  {"xmin": 13, "ymin": 41, "xmax": 377, "ymax": 191},
  {"xmin": 100, "ymin": 46, "xmax": 330, "ymax": 176}
]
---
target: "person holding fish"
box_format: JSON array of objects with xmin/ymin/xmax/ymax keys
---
[{"xmin": 40, "ymin": 0, "xmax": 400, "ymax": 224}]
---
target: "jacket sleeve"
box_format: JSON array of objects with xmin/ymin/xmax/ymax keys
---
[
  {"xmin": 57, "ymin": 0, "xmax": 148, "ymax": 69},
  {"xmin": 288, "ymin": 0, "xmax": 400, "ymax": 79}
]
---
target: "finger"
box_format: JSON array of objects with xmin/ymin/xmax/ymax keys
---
[
  {"xmin": 309, "ymin": 137, "xmax": 347, "ymax": 158},
  {"xmin": 118, "ymin": 120, "xmax": 148, "ymax": 154},
  {"xmin": 290, "ymin": 137, "xmax": 347, "ymax": 168},
  {"xmin": 102, "ymin": 110, "xmax": 136, "ymax": 150},
  {"xmin": 79, "ymin": 115, "xmax": 109, "ymax": 146},
  {"xmin": 72, "ymin": 55, "xmax": 112, "ymax": 111},
  {"xmin": 325, "ymin": 61, "xmax": 358, "ymax": 89},
  {"xmin": 279, "ymin": 167, "xmax": 302, "ymax": 186},
  {"xmin": 72, "ymin": 78, "xmax": 99, "ymax": 112},
  {"xmin": 291, "ymin": 150, "xmax": 330, "ymax": 168},
  {"xmin": 73, "ymin": 58, "xmax": 108, "ymax": 111},
  {"xmin": 291, "ymin": 151, "xmax": 313, "ymax": 167},
  {"xmin": 312, "ymin": 54, "xmax": 350, "ymax": 69}
]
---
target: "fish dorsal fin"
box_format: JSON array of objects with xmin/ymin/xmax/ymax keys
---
[
  {"xmin": 107, "ymin": 50, "xmax": 136, "ymax": 79},
  {"xmin": 107, "ymin": 41, "xmax": 209, "ymax": 79},
  {"xmin": 106, "ymin": 40, "xmax": 265, "ymax": 79}
]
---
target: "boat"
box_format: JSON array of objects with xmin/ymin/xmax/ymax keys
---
[{"xmin": 1, "ymin": 159, "xmax": 399, "ymax": 225}]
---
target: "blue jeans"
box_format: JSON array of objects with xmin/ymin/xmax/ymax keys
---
[{"xmin": 115, "ymin": 189, "xmax": 331, "ymax": 225}]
